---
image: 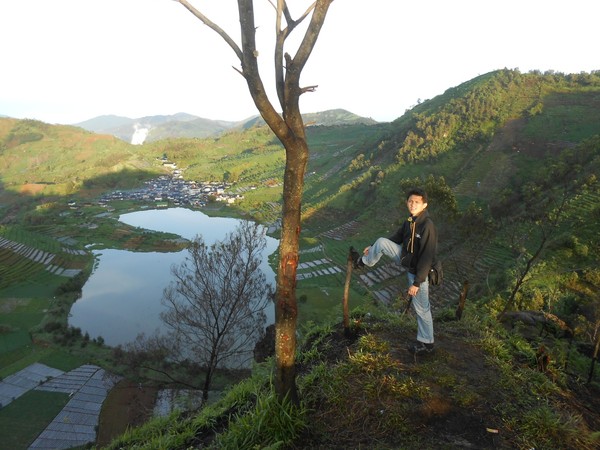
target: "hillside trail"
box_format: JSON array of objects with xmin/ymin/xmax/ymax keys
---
[
  {"xmin": 297, "ymin": 313, "xmax": 600, "ymax": 450},
  {"xmin": 379, "ymin": 325, "xmax": 517, "ymax": 448}
]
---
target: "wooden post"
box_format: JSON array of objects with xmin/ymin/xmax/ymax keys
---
[
  {"xmin": 402, "ymin": 293, "xmax": 412, "ymax": 316},
  {"xmin": 343, "ymin": 248, "xmax": 353, "ymax": 336},
  {"xmin": 455, "ymin": 280, "xmax": 469, "ymax": 320},
  {"xmin": 588, "ymin": 332, "xmax": 600, "ymax": 383}
]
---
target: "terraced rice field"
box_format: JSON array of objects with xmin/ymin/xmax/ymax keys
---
[{"xmin": 0, "ymin": 237, "xmax": 86, "ymax": 289}]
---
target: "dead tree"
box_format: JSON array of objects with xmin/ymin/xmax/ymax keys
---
[
  {"xmin": 162, "ymin": 221, "xmax": 272, "ymax": 403},
  {"xmin": 174, "ymin": 0, "xmax": 334, "ymax": 403}
]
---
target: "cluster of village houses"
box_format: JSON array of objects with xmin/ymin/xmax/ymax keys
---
[{"xmin": 98, "ymin": 161, "xmax": 244, "ymax": 208}]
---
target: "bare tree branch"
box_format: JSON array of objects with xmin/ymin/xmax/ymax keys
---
[
  {"xmin": 160, "ymin": 221, "xmax": 272, "ymax": 402},
  {"xmin": 176, "ymin": 0, "xmax": 243, "ymax": 60},
  {"xmin": 274, "ymin": 1, "xmax": 318, "ymax": 108}
]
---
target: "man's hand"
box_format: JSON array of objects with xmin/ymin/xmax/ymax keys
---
[
  {"xmin": 363, "ymin": 246, "xmax": 371, "ymax": 255},
  {"xmin": 408, "ymin": 285, "xmax": 419, "ymax": 296}
]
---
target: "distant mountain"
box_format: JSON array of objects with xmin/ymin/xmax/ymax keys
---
[
  {"xmin": 74, "ymin": 113, "xmax": 234, "ymax": 145},
  {"xmin": 74, "ymin": 109, "xmax": 378, "ymax": 144},
  {"xmin": 75, "ymin": 114, "xmax": 138, "ymax": 131},
  {"xmin": 302, "ymin": 109, "xmax": 378, "ymax": 127},
  {"xmin": 235, "ymin": 109, "xmax": 378, "ymax": 129}
]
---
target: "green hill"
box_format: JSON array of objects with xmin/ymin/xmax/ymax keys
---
[{"xmin": 1, "ymin": 69, "xmax": 599, "ymax": 449}]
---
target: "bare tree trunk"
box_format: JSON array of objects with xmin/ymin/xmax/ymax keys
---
[
  {"xmin": 501, "ymin": 232, "xmax": 548, "ymax": 316},
  {"xmin": 273, "ymin": 137, "xmax": 308, "ymax": 404},
  {"xmin": 202, "ymin": 366, "xmax": 213, "ymax": 404}
]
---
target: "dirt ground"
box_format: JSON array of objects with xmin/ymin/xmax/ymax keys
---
[
  {"xmin": 378, "ymin": 326, "xmax": 517, "ymax": 449},
  {"xmin": 96, "ymin": 380, "xmax": 159, "ymax": 447},
  {"xmin": 294, "ymin": 318, "xmax": 600, "ymax": 450}
]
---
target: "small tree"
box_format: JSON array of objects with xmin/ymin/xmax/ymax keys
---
[
  {"xmin": 162, "ymin": 220, "xmax": 273, "ymax": 403},
  {"xmin": 497, "ymin": 139, "xmax": 599, "ymax": 315}
]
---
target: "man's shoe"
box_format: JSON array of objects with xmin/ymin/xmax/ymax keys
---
[
  {"xmin": 408, "ymin": 341, "xmax": 434, "ymax": 355},
  {"xmin": 349, "ymin": 246, "xmax": 365, "ymax": 270}
]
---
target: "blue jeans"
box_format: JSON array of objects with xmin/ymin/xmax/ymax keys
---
[
  {"xmin": 362, "ymin": 237, "xmax": 403, "ymax": 266},
  {"xmin": 362, "ymin": 238, "xmax": 434, "ymax": 344},
  {"xmin": 407, "ymin": 272, "xmax": 434, "ymax": 344}
]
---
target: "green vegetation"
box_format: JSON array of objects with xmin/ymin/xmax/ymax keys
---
[
  {"xmin": 0, "ymin": 69, "xmax": 599, "ymax": 448},
  {"xmin": 0, "ymin": 390, "xmax": 70, "ymax": 450}
]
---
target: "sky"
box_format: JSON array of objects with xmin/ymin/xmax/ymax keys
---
[{"xmin": 0, "ymin": 0, "xmax": 598, "ymax": 125}]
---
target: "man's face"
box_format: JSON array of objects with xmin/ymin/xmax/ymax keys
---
[{"xmin": 406, "ymin": 194, "xmax": 427, "ymax": 217}]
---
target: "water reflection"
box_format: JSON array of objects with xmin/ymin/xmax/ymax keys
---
[{"xmin": 69, "ymin": 208, "xmax": 278, "ymax": 347}]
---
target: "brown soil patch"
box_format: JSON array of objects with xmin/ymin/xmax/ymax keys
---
[
  {"xmin": 488, "ymin": 118, "xmax": 526, "ymax": 153},
  {"xmin": 294, "ymin": 317, "xmax": 600, "ymax": 449},
  {"xmin": 378, "ymin": 326, "xmax": 508, "ymax": 449},
  {"xmin": 19, "ymin": 183, "xmax": 46, "ymax": 195},
  {"xmin": 96, "ymin": 380, "xmax": 159, "ymax": 447}
]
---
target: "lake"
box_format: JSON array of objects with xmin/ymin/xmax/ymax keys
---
[{"xmin": 68, "ymin": 208, "xmax": 278, "ymax": 347}]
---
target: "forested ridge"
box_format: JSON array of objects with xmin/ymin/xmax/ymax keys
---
[{"xmin": 1, "ymin": 69, "xmax": 599, "ymax": 449}]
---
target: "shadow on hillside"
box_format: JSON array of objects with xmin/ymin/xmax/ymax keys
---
[{"xmin": 0, "ymin": 167, "xmax": 174, "ymax": 218}]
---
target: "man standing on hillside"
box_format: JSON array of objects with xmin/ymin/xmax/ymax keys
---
[{"xmin": 351, "ymin": 188, "xmax": 438, "ymax": 354}]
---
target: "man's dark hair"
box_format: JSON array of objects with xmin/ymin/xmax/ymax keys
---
[{"xmin": 406, "ymin": 188, "xmax": 428, "ymax": 203}]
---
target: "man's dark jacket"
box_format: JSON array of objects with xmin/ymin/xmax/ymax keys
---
[{"xmin": 388, "ymin": 210, "xmax": 437, "ymax": 286}]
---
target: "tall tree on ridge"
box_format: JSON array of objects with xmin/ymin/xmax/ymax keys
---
[{"xmin": 174, "ymin": 0, "xmax": 335, "ymax": 403}]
